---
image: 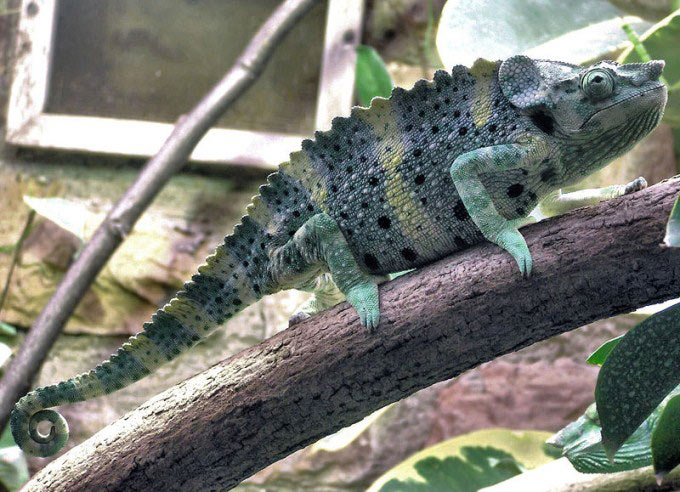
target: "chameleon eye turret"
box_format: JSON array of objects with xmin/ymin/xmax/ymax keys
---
[
  {"xmin": 11, "ymin": 56, "xmax": 667, "ymax": 457},
  {"xmin": 581, "ymin": 69, "xmax": 615, "ymax": 101}
]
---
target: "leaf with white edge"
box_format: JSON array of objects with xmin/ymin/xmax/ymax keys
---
[
  {"xmin": 436, "ymin": 0, "xmax": 652, "ymax": 68},
  {"xmin": 619, "ymin": 10, "xmax": 680, "ymax": 128},
  {"xmin": 367, "ymin": 429, "xmax": 554, "ymax": 492},
  {"xmin": 0, "ymin": 344, "xmax": 11, "ymax": 372},
  {"xmin": 355, "ymin": 45, "xmax": 393, "ymax": 107},
  {"xmin": 664, "ymin": 195, "xmax": 680, "ymax": 247},
  {"xmin": 595, "ymin": 303, "xmax": 680, "ymax": 460},
  {"xmin": 587, "ymin": 335, "xmax": 624, "ymax": 366},
  {"xmin": 652, "ymin": 394, "xmax": 680, "ymax": 483}
]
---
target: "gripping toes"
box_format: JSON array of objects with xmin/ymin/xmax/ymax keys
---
[
  {"xmin": 346, "ymin": 282, "xmax": 380, "ymax": 330},
  {"xmin": 624, "ymin": 176, "xmax": 647, "ymax": 195},
  {"xmin": 495, "ymin": 227, "xmax": 533, "ymax": 277}
]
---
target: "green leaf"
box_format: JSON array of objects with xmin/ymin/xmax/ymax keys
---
[
  {"xmin": 587, "ymin": 335, "xmax": 624, "ymax": 365},
  {"xmin": 664, "ymin": 194, "xmax": 680, "ymax": 247},
  {"xmin": 595, "ymin": 303, "xmax": 680, "ymax": 460},
  {"xmin": 368, "ymin": 429, "xmax": 554, "ymax": 492},
  {"xmin": 548, "ymin": 389, "xmax": 680, "ymax": 473},
  {"xmin": 0, "ymin": 323, "xmax": 16, "ymax": 338},
  {"xmin": 651, "ymin": 394, "xmax": 680, "ymax": 481},
  {"xmin": 619, "ymin": 10, "xmax": 680, "ymax": 127},
  {"xmin": 0, "ymin": 426, "xmax": 29, "ymax": 491},
  {"xmin": 355, "ymin": 45, "xmax": 393, "ymax": 107},
  {"xmin": 379, "ymin": 447, "xmax": 523, "ymax": 492},
  {"xmin": 436, "ymin": 0, "xmax": 651, "ymax": 68}
]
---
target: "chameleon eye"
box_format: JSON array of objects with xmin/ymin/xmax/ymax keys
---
[{"xmin": 581, "ymin": 69, "xmax": 615, "ymax": 101}]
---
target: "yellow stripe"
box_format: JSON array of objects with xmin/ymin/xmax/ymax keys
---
[
  {"xmin": 356, "ymin": 100, "xmax": 439, "ymax": 248},
  {"xmin": 469, "ymin": 58, "xmax": 498, "ymax": 128}
]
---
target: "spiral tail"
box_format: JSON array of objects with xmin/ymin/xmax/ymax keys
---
[{"xmin": 9, "ymin": 213, "xmax": 280, "ymax": 457}]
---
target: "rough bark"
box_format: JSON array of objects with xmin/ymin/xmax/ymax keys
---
[{"xmin": 22, "ymin": 177, "xmax": 680, "ymax": 491}]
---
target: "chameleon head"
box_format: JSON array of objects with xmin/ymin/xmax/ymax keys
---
[{"xmin": 499, "ymin": 56, "xmax": 667, "ymax": 146}]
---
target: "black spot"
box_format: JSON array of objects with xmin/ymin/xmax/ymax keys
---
[
  {"xmin": 488, "ymin": 124, "xmax": 497, "ymax": 132},
  {"xmin": 253, "ymin": 284, "xmax": 260, "ymax": 293},
  {"xmin": 458, "ymin": 127, "xmax": 468, "ymax": 136},
  {"xmin": 444, "ymin": 98, "xmax": 451, "ymax": 104},
  {"xmin": 331, "ymin": 185, "xmax": 338, "ymax": 192},
  {"xmin": 233, "ymin": 298, "xmax": 242, "ymax": 306},
  {"xmin": 431, "ymin": 125, "xmax": 439, "ymax": 133},
  {"xmin": 361, "ymin": 202, "xmax": 368, "ymax": 208},
  {"xmin": 420, "ymin": 197, "xmax": 427, "ymax": 205},
  {"xmin": 340, "ymin": 212, "xmax": 349, "ymax": 220},
  {"xmin": 418, "ymin": 110, "xmax": 425, "ymax": 117},
  {"xmin": 378, "ymin": 216, "xmax": 391, "ymax": 229},
  {"xmin": 334, "ymin": 144, "xmax": 340, "ymax": 151},
  {"xmin": 293, "ymin": 210, "xmax": 300, "ymax": 217},
  {"xmin": 401, "ymin": 248, "xmax": 417, "ymax": 262},
  {"xmin": 405, "ymin": 124, "xmax": 413, "ymax": 131},
  {"xmin": 541, "ymin": 168, "xmax": 557, "ymax": 183},
  {"xmin": 530, "ymin": 110, "xmax": 555, "ymax": 135},
  {"xmin": 434, "ymin": 104, "xmax": 440, "ymax": 110},
  {"xmin": 242, "ymin": 260, "xmax": 249, "ymax": 267},
  {"xmin": 454, "ymin": 237, "xmax": 467, "ymax": 249},
  {"xmin": 369, "ymin": 177, "xmax": 379, "ymax": 186},
  {"xmin": 454, "ymin": 201, "xmax": 469, "ymax": 221},
  {"xmin": 507, "ymin": 183, "xmax": 524, "ymax": 198},
  {"xmin": 413, "ymin": 149, "xmax": 422, "ymax": 158},
  {"xmin": 347, "ymin": 166, "xmax": 353, "ymax": 173},
  {"xmin": 453, "ymin": 110, "xmax": 461, "ymax": 117},
  {"xmin": 414, "ymin": 174, "xmax": 425, "ymax": 185},
  {"xmin": 528, "ymin": 192, "xmax": 537, "ymax": 201},
  {"xmin": 307, "ymin": 204, "xmax": 314, "ymax": 212},
  {"xmin": 364, "ymin": 253, "xmax": 380, "ymax": 270},
  {"xmin": 516, "ymin": 207, "xmax": 525, "ymax": 215}
]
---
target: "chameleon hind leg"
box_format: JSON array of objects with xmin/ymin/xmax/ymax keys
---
[
  {"xmin": 270, "ymin": 213, "xmax": 382, "ymax": 329},
  {"xmin": 288, "ymin": 273, "xmax": 347, "ymax": 326}
]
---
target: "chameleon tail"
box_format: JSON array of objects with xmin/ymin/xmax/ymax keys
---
[{"xmin": 10, "ymin": 215, "xmax": 274, "ymax": 457}]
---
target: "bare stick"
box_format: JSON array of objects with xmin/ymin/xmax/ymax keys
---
[
  {"xmin": 0, "ymin": 210, "xmax": 35, "ymax": 314},
  {"xmin": 0, "ymin": 0, "xmax": 319, "ymax": 432},
  {"xmin": 20, "ymin": 177, "xmax": 680, "ymax": 491}
]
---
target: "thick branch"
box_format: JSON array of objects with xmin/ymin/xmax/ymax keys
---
[
  {"xmin": 0, "ymin": 0, "xmax": 319, "ymax": 431},
  {"xmin": 23, "ymin": 177, "xmax": 680, "ymax": 491}
]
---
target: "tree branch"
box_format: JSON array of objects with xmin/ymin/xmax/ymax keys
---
[
  {"xmin": 20, "ymin": 177, "xmax": 680, "ymax": 491},
  {"xmin": 0, "ymin": 0, "xmax": 320, "ymax": 432}
]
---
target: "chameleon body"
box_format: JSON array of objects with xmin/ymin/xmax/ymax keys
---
[{"xmin": 11, "ymin": 56, "xmax": 667, "ymax": 456}]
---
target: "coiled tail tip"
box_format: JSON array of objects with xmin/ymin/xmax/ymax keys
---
[{"xmin": 10, "ymin": 406, "xmax": 69, "ymax": 457}]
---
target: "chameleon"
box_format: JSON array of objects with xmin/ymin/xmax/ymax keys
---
[{"xmin": 11, "ymin": 56, "xmax": 667, "ymax": 457}]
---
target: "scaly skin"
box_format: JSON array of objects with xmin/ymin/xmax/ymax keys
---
[{"xmin": 11, "ymin": 56, "xmax": 667, "ymax": 457}]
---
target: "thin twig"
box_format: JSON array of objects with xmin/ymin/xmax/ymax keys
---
[
  {"xmin": 0, "ymin": 0, "xmax": 319, "ymax": 432},
  {"xmin": 0, "ymin": 210, "xmax": 35, "ymax": 315}
]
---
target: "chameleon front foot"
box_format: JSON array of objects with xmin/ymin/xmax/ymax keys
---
[
  {"xmin": 346, "ymin": 282, "xmax": 380, "ymax": 330},
  {"xmin": 495, "ymin": 226, "xmax": 532, "ymax": 277},
  {"xmin": 624, "ymin": 176, "xmax": 647, "ymax": 195}
]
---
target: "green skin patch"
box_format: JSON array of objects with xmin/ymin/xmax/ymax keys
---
[{"xmin": 10, "ymin": 56, "xmax": 667, "ymax": 457}]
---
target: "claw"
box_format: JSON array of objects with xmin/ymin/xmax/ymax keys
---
[
  {"xmin": 346, "ymin": 282, "xmax": 380, "ymax": 331},
  {"xmin": 496, "ymin": 226, "xmax": 533, "ymax": 278}
]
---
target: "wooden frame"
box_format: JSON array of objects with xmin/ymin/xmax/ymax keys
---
[{"xmin": 6, "ymin": 0, "xmax": 364, "ymax": 169}]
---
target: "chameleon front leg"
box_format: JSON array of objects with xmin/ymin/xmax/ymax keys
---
[
  {"xmin": 537, "ymin": 177, "xmax": 647, "ymax": 217},
  {"xmin": 450, "ymin": 139, "xmax": 549, "ymax": 277},
  {"xmin": 271, "ymin": 213, "xmax": 382, "ymax": 330}
]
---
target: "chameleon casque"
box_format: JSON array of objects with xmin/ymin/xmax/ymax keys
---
[{"xmin": 11, "ymin": 55, "xmax": 667, "ymax": 457}]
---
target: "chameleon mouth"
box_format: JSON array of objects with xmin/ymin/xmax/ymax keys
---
[{"xmin": 580, "ymin": 84, "xmax": 667, "ymax": 129}]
